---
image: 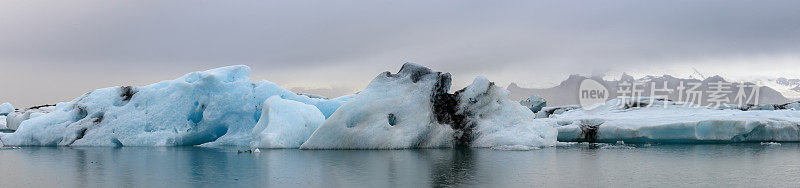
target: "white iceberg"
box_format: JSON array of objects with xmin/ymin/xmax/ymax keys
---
[
  {"xmin": 456, "ymin": 77, "xmax": 557, "ymax": 148},
  {"xmin": 300, "ymin": 63, "xmax": 457, "ymax": 149},
  {"xmin": 550, "ymin": 98, "xmax": 800, "ymax": 143},
  {"xmin": 300, "ymin": 63, "xmax": 557, "ymax": 149},
  {"xmin": 251, "ymin": 96, "xmax": 325, "ymax": 149},
  {"xmin": 0, "ymin": 65, "xmax": 349, "ymax": 147}
]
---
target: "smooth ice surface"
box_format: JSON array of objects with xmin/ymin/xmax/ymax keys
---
[
  {"xmin": 0, "ymin": 65, "xmax": 349, "ymax": 147},
  {"xmin": 549, "ymin": 98, "xmax": 800, "ymax": 143},
  {"xmin": 251, "ymin": 96, "xmax": 325, "ymax": 148}
]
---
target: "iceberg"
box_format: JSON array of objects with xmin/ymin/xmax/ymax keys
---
[
  {"xmin": 0, "ymin": 102, "xmax": 13, "ymax": 116},
  {"xmin": 0, "ymin": 64, "xmax": 556, "ymax": 148},
  {"xmin": 549, "ymin": 98, "xmax": 800, "ymax": 143},
  {"xmin": 251, "ymin": 96, "xmax": 325, "ymax": 149},
  {"xmin": 299, "ymin": 63, "xmax": 457, "ymax": 149},
  {"xmin": 0, "ymin": 65, "xmax": 349, "ymax": 147},
  {"xmin": 519, "ymin": 95, "xmax": 546, "ymax": 113},
  {"xmin": 300, "ymin": 63, "xmax": 556, "ymax": 149},
  {"xmin": 456, "ymin": 77, "xmax": 557, "ymax": 148}
]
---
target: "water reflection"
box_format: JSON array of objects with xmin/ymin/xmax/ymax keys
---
[
  {"xmin": 428, "ymin": 147, "xmax": 475, "ymax": 187},
  {"xmin": 1, "ymin": 143, "xmax": 799, "ymax": 187}
]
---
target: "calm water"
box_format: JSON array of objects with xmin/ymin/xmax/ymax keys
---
[{"xmin": 1, "ymin": 143, "xmax": 799, "ymax": 187}]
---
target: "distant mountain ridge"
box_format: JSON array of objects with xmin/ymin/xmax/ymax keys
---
[{"xmin": 508, "ymin": 74, "xmax": 792, "ymax": 106}]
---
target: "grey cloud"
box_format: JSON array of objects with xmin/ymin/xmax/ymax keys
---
[{"xmin": 1, "ymin": 0, "xmax": 799, "ymax": 107}]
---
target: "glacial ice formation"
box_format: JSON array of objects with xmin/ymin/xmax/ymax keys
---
[
  {"xmin": 719, "ymin": 101, "xmax": 800, "ymax": 111},
  {"xmin": 1, "ymin": 64, "xmax": 555, "ymax": 148},
  {"xmin": 0, "ymin": 65, "xmax": 349, "ymax": 147},
  {"xmin": 549, "ymin": 98, "xmax": 800, "ymax": 143},
  {"xmin": 520, "ymin": 95, "xmax": 546, "ymax": 113},
  {"xmin": 0, "ymin": 116, "xmax": 6, "ymax": 130},
  {"xmin": 456, "ymin": 77, "xmax": 557, "ymax": 148},
  {"xmin": 535, "ymin": 105, "xmax": 581, "ymax": 118},
  {"xmin": 251, "ymin": 96, "xmax": 325, "ymax": 148},
  {"xmin": 0, "ymin": 102, "xmax": 12, "ymax": 129},
  {"xmin": 300, "ymin": 63, "xmax": 557, "ymax": 149},
  {"xmin": 0, "ymin": 102, "xmax": 13, "ymax": 116},
  {"xmin": 4, "ymin": 106, "xmax": 55, "ymax": 131},
  {"xmin": 299, "ymin": 63, "xmax": 458, "ymax": 149}
]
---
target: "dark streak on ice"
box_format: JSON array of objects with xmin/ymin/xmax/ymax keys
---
[
  {"xmin": 93, "ymin": 114, "xmax": 104, "ymax": 124},
  {"xmin": 430, "ymin": 71, "xmax": 474, "ymax": 146},
  {"xmin": 624, "ymin": 101, "xmax": 649, "ymax": 109},
  {"xmin": 579, "ymin": 122, "xmax": 601, "ymax": 143},
  {"xmin": 28, "ymin": 104, "xmax": 56, "ymax": 109},
  {"xmin": 120, "ymin": 86, "xmax": 137, "ymax": 102}
]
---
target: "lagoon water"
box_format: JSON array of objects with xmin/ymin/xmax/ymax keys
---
[{"xmin": 1, "ymin": 143, "xmax": 799, "ymax": 187}]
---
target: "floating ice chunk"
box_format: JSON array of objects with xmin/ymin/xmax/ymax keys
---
[
  {"xmin": 600, "ymin": 143, "xmax": 635, "ymax": 149},
  {"xmin": 251, "ymin": 96, "xmax": 325, "ymax": 149},
  {"xmin": 490, "ymin": 145, "xmax": 540, "ymax": 151},
  {"xmin": 520, "ymin": 95, "xmax": 547, "ymax": 113},
  {"xmin": 0, "ymin": 103, "xmax": 13, "ymax": 116},
  {"xmin": 0, "ymin": 65, "xmax": 349, "ymax": 147},
  {"xmin": 301, "ymin": 63, "xmax": 557, "ymax": 149},
  {"xmin": 456, "ymin": 77, "xmax": 557, "ymax": 148},
  {"xmin": 300, "ymin": 63, "xmax": 457, "ymax": 149},
  {"xmin": 760, "ymin": 142, "xmax": 781, "ymax": 146},
  {"xmin": 552, "ymin": 98, "xmax": 800, "ymax": 143},
  {"xmin": 555, "ymin": 142, "xmax": 578, "ymax": 147}
]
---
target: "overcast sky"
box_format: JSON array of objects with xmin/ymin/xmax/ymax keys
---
[{"xmin": 2, "ymin": 0, "xmax": 800, "ymax": 107}]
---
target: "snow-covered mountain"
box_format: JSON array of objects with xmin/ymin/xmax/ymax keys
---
[
  {"xmin": 751, "ymin": 77, "xmax": 800, "ymax": 100},
  {"xmin": 508, "ymin": 74, "xmax": 793, "ymax": 106}
]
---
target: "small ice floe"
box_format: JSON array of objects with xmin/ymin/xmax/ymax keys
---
[
  {"xmin": 491, "ymin": 145, "xmax": 541, "ymax": 151},
  {"xmin": 253, "ymin": 148, "xmax": 261, "ymax": 153},
  {"xmin": 760, "ymin": 142, "xmax": 781, "ymax": 146},
  {"xmin": 599, "ymin": 141, "xmax": 635, "ymax": 149},
  {"xmin": 556, "ymin": 142, "xmax": 578, "ymax": 147}
]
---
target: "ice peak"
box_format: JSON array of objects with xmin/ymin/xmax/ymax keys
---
[{"xmin": 179, "ymin": 65, "xmax": 251, "ymax": 83}]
